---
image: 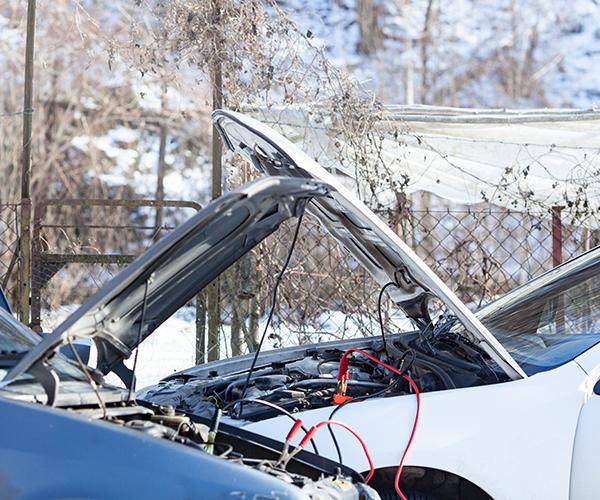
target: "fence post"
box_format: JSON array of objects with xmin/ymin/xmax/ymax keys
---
[
  {"xmin": 551, "ymin": 205, "xmax": 564, "ymax": 330},
  {"xmin": 18, "ymin": 200, "xmax": 31, "ymax": 323},
  {"xmin": 18, "ymin": 0, "xmax": 37, "ymax": 324},
  {"xmin": 551, "ymin": 206, "xmax": 563, "ymax": 267}
]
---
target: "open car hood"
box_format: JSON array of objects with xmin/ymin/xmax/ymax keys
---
[
  {"xmin": 213, "ymin": 110, "xmax": 526, "ymax": 379},
  {"xmin": 3, "ymin": 177, "xmax": 330, "ymax": 387}
]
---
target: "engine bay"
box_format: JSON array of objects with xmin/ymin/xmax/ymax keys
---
[
  {"xmin": 136, "ymin": 309, "xmax": 510, "ymax": 498},
  {"xmin": 67, "ymin": 398, "xmax": 375, "ymax": 498},
  {"xmin": 141, "ymin": 330, "xmax": 509, "ymax": 423}
]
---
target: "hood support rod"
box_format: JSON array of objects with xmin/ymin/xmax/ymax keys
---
[{"xmin": 128, "ymin": 275, "xmax": 152, "ymax": 401}]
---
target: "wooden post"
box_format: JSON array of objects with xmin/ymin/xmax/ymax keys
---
[
  {"xmin": 154, "ymin": 86, "xmax": 168, "ymax": 242},
  {"xmin": 19, "ymin": 0, "xmax": 36, "ymax": 324},
  {"xmin": 205, "ymin": 0, "xmax": 223, "ymax": 362}
]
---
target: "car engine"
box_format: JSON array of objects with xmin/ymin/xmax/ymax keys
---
[
  {"xmin": 141, "ymin": 332, "xmax": 508, "ymax": 423},
  {"xmin": 71, "ymin": 400, "xmax": 378, "ymax": 499}
]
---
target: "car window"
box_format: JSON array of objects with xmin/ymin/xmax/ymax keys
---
[
  {"xmin": 477, "ymin": 251, "xmax": 600, "ymax": 375},
  {"xmin": 0, "ymin": 309, "xmax": 40, "ymax": 353},
  {"xmin": 0, "ymin": 309, "xmax": 86, "ymax": 383},
  {"xmin": 535, "ymin": 274, "xmax": 600, "ymax": 336}
]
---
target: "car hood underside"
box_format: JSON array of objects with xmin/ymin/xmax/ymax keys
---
[{"xmin": 3, "ymin": 177, "xmax": 330, "ymax": 387}]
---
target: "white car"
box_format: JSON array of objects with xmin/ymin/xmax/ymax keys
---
[{"xmin": 10, "ymin": 111, "xmax": 599, "ymax": 499}]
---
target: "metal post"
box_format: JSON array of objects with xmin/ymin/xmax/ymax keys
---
[
  {"xmin": 551, "ymin": 206, "xmax": 563, "ymax": 267},
  {"xmin": 551, "ymin": 206, "xmax": 564, "ymax": 331},
  {"xmin": 153, "ymin": 88, "xmax": 168, "ymax": 242},
  {"xmin": 153, "ymin": 124, "xmax": 167, "ymax": 242},
  {"xmin": 19, "ymin": 0, "xmax": 37, "ymax": 323},
  {"xmin": 205, "ymin": 0, "xmax": 223, "ymax": 362}
]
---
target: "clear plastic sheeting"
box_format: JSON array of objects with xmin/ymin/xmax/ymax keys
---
[{"xmin": 249, "ymin": 105, "xmax": 600, "ymax": 226}]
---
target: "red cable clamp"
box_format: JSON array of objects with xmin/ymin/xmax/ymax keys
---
[{"xmin": 285, "ymin": 418, "xmax": 304, "ymax": 442}]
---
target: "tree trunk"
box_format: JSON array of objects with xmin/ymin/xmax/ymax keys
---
[
  {"xmin": 357, "ymin": 0, "xmax": 383, "ymax": 55},
  {"xmin": 229, "ymin": 263, "xmax": 244, "ymax": 356},
  {"xmin": 420, "ymin": 0, "xmax": 434, "ymax": 103},
  {"xmin": 207, "ymin": 0, "xmax": 223, "ymax": 362}
]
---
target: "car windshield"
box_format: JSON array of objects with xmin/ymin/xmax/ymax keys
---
[
  {"xmin": 472, "ymin": 247, "xmax": 600, "ymax": 375},
  {"xmin": 0, "ymin": 309, "xmax": 86, "ymax": 383}
]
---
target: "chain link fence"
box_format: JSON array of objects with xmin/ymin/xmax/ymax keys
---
[
  {"xmin": 204, "ymin": 194, "xmax": 599, "ymax": 361},
  {"xmin": 0, "ymin": 203, "xmax": 22, "ymax": 308},
  {"xmin": 30, "ymin": 199, "xmax": 200, "ymax": 333},
  {"xmin": 6, "ymin": 191, "xmax": 595, "ymax": 388}
]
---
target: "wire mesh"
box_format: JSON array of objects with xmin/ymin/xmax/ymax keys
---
[
  {"xmin": 31, "ymin": 199, "xmax": 200, "ymax": 332},
  {"xmin": 203, "ymin": 197, "xmax": 597, "ymax": 360},
  {"xmin": 0, "ymin": 203, "xmax": 22, "ymax": 308}
]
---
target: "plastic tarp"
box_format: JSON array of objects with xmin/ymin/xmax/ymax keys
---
[{"xmin": 249, "ymin": 105, "xmax": 600, "ymax": 224}]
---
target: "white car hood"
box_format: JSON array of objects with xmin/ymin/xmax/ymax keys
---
[{"xmin": 213, "ymin": 110, "xmax": 526, "ymax": 379}]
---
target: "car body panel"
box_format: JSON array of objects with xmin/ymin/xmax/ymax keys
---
[
  {"xmin": 0, "ymin": 396, "xmax": 308, "ymax": 500},
  {"xmin": 213, "ymin": 110, "xmax": 526, "ymax": 379},
  {"xmin": 569, "ymin": 384, "xmax": 600, "ymax": 500},
  {"xmin": 569, "ymin": 341, "xmax": 600, "ymax": 499},
  {"xmin": 243, "ymin": 360, "xmax": 587, "ymax": 500}
]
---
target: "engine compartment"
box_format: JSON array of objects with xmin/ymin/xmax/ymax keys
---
[
  {"xmin": 66, "ymin": 399, "xmax": 375, "ymax": 498},
  {"xmin": 141, "ymin": 331, "xmax": 509, "ymax": 423}
]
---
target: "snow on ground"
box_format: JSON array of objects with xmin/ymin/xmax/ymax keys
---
[{"xmin": 42, "ymin": 306, "xmax": 198, "ymax": 390}]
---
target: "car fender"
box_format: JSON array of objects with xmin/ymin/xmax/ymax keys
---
[{"xmin": 568, "ymin": 342, "xmax": 600, "ymax": 499}]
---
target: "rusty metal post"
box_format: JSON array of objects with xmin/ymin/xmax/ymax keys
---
[
  {"xmin": 551, "ymin": 205, "xmax": 564, "ymax": 331},
  {"xmin": 551, "ymin": 206, "xmax": 563, "ymax": 267},
  {"xmin": 18, "ymin": 0, "xmax": 37, "ymax": 323}
]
